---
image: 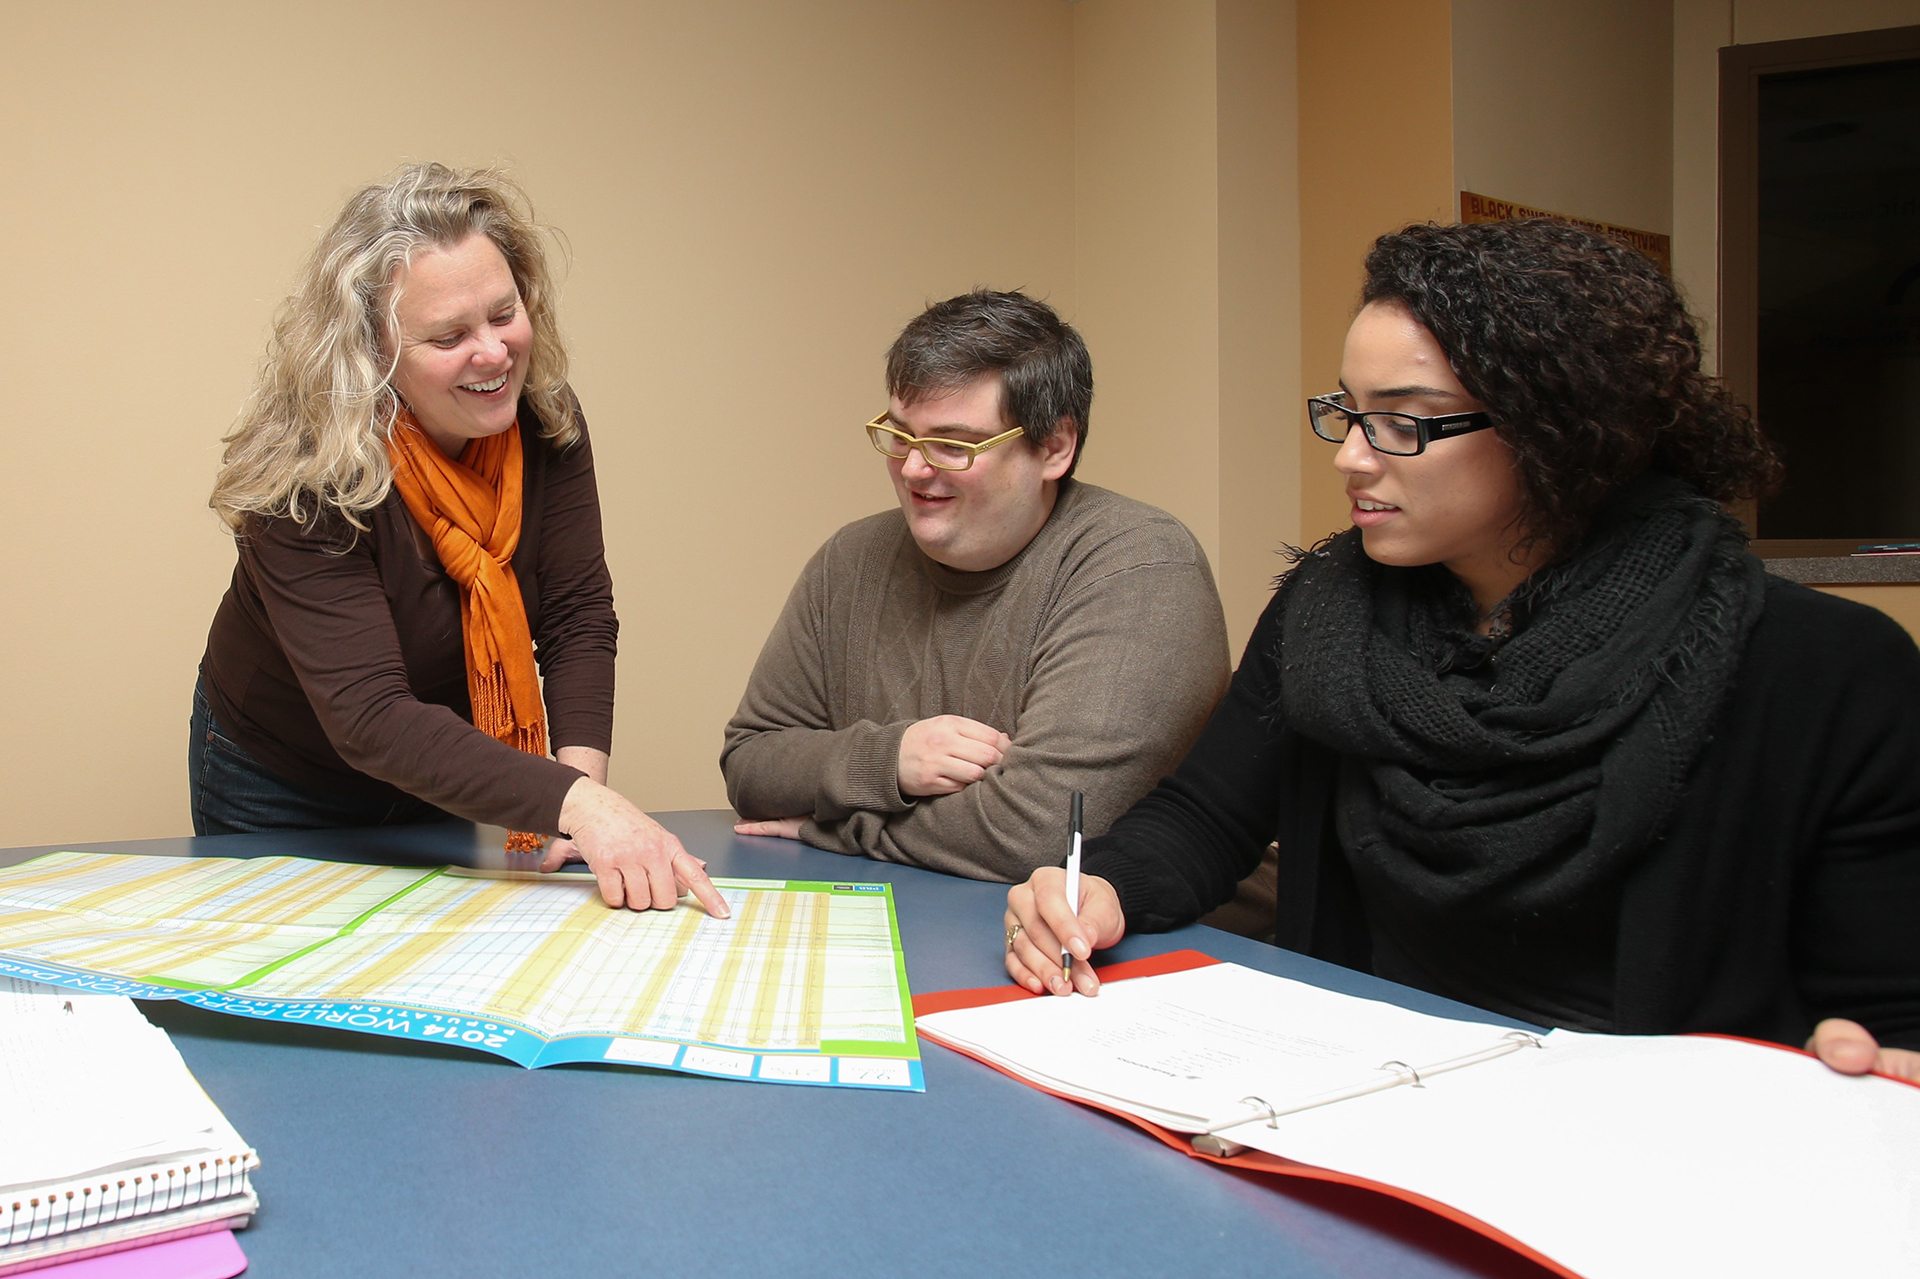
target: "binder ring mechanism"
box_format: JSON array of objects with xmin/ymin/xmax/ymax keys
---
[
  {"xmin": 1377, "ymin": 1059, "xmax": 1421, "ymax": 1087},
  {"xmin": 1236, "ymin": 1094, "xmax": 1281, "ymax": 1129},
  {"xmin": 1190, "ymin": 1029, "xmax": 1545, "ymax": 1157}
]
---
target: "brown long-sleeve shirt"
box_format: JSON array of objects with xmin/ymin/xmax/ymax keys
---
[
  {"xmin": 721, "ymin": 481, "xmax": 1229, "ymax": 881},
  {"xmin": 200, "ymin": 407, "xmax": 616, "ymax": 833}
]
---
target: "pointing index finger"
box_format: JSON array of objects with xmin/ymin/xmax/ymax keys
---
[{"xmin": 677, "ymin": 854, "xmax": 732, "ymax": 919}]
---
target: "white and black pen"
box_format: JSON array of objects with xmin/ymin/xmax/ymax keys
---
[{"xmin": 1062, "ymin": 791, "xmax": 1084, "ymax": 982}]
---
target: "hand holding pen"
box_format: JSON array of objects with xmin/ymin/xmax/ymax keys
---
[{"xmin": 1002, "ymin": 790, "xmax": 1125, "ymax": 997}]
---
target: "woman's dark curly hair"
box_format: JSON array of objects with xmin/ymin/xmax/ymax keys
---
[{"xmin": 1360, "ymin": 219, "xmax": 1782, "ymax": 555}]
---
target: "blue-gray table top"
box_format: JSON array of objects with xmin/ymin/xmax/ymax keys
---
[{"xmin": 2, "ymin": 811, "xmax": 1546, "ymax": 1278}]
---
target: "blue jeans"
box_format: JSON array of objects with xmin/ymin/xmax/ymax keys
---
[{"xmin": 189, "ymin": 678, "xmax": 453, "ymax": 835}]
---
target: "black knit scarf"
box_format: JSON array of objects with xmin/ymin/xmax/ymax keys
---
[{"xmin": 1275, "ymin": 474, "xmax": 1765, "ymax": 947}]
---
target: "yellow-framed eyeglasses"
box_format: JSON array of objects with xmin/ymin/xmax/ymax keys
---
[{"xmin": 865, "ymin": 413, "xmax": 1025, "ymax": 472}]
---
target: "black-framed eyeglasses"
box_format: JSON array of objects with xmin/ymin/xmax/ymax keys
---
[
  {"xmin": 1307, "ymin": 392, "xmax": 1495, "ymax": 457},
  {"xmin": 865, "ymin": 414, "xmax": 1025, "ymax": 471}
]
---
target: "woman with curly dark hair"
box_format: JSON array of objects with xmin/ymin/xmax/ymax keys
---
[{"xmin": 1002, "ymin": 219, "xmax": 1920, "ymax": 1078}]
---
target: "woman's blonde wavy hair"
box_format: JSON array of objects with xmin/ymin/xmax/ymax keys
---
[{"xmin": 210, "ymin": 163, "xmax": 576, "ymax": 532}]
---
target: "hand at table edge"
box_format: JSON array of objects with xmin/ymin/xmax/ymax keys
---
[
  {"xmin": 734, "ymin": 816, "xmax": 807, "ymax": 840},
  {"xmin": 1808, "ymin": 1018, "xmax": 1920, "ymax": 1081}
]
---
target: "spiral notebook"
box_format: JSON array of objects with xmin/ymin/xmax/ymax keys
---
[
  {"xmin": 0, "ymin": 979, "xmax": 259, "ymax": 1276},
  {"xmin": 916, "ymin": 952, "xmax": 1920, "ymax": 1279}
]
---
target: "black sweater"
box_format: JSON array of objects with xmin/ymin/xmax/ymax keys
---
[{"xmin": 1085, "ymin": 575, "xmax": 1920, "ymax": 1050}]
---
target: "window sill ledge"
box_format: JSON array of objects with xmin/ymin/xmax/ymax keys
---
[{"xmin": 1758, "ymin": 548, "xmax": 1920, "ymax": 586}]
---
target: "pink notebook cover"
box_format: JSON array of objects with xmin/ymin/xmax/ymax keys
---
[{"xmin": 27, "ymin": 1231, "xmax": 245, "ymax": 1279}]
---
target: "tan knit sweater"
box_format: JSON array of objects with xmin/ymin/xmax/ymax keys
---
[{"xmin": 721, "ymin": 481, "xmax": 1229, "ymax": 880}]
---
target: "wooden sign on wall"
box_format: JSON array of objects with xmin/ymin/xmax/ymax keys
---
[{"xmin": 1459, "ymin": 192, "xmax": 1672, "ymax": 274}]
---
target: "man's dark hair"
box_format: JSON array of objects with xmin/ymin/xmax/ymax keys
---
[
  {"xmin": 886, "ymin": 289, "xmax": 1093, "ymax": 480},
  {"xmin": 1361, "ymin": 219, "xmax": 1782, "ymax": 555}
]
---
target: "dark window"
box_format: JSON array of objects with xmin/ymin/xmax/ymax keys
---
[{"xmin": 1722, "ymin": 28, "xmax": 1920, "ymax": 546}]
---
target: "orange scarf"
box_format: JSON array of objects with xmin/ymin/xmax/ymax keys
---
[{"xmin": 387, "ymin": 411, "xmax": 548, "ymax": 852}]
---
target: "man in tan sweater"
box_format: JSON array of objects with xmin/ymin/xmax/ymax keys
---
[{"xmin": 721, "ymin": 290, "xmax": 1229, "ymax": 881}]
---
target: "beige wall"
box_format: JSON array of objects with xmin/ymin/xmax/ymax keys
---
[
  {"xmin": 1671, "ymin": 0, "xmax": 1728, "ymax": 350},
  {"xmin": 4, "ymin": 0, "xmax": 1081, "ymax": 844},
  {"xmin": 1817, "ymin": 584, "xmax": 1920, "ymax": 637},
  {"xmin": 1073, "ymin": 0, "xmax": 1222, "ymax": 565},
  {"xmin": 1453, "ymin": 0, "xmax": 1674, "ymax": 233},
  {"xmin": 4, "ymin": 0, "xmax": 1299, "ymax": 845},
  {"xmin": 1296, "ymin": 0, "xmax": 1455, "ymax": 544},
  {"xmin": 9, "ymin": 1, "xmax": 1913, "ymax": 846},
  {"xmin": 1071, "ymin": 0, "xmax": 1300, "ymax": 647},
  {"xmin": 1217, "ymin": 0, "xmax": 1302, "ymax": 644}
]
